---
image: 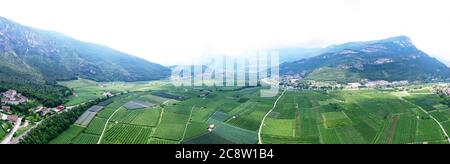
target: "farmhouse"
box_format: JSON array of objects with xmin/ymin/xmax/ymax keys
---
[
  {"xmin": 51, "ymin": 105, "xmax": 65, "ymax": 112},
  {"xmin": 35, "ymin": 106, "xmax": 51, "ymax": 116},
  {"xmin": 57, "ymin": 105, "xmax": 65, "ymax": 110},
  {"xmin": 208, "ymin": 124, "xmax": 216, "ymax": 132},
  {"xmin": 1, "ymin": 106, "xmax": 10, "ymax": 113},
  {"xmin": 102, "ymin": 92, "xmax": 114, "ymax": 97},
  {"xmin": 347, "ymin": 83, "xmax": 362, "ymax": 89},
  {"xmin": 7, "ymin": 115, "xmax": 18, "ymax": 122},
  {"xmin": 0, "ymin": 114, "xmax": 19, "ymax": 123}
]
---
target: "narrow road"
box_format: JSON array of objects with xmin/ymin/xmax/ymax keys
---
[
  {"xmin": 97, "ymin": 97, "xmax": 158, "ymax": 144},
  {"xmin": 162, "ymin": 100, "xmax": 172, "ymax": 105},
  {"xmin": 97, "ymin": 107, "xmax": 122, "ymax": 144},
  {"xmin": 150, "ymin": 108, "xmax": 165, "ymax": 137},
  {"xmin": 180, "ymin": 106, "xmax": 195, "ymax": 142},
  {"xmin": 1, "ymin": 117, "xmax": 23, "ymax": 144},
  {"xmin": 414, "ymin": 105, "xmax": 450, "ymax": 143},
  {"xmin": 258, "ymin": 90, "xmax": 286, "ymax": 144},
  {"xmin": 9, "ymin": 121, "xmax": 40, "ymax": 144},
  {"xmin": 6, "ymin": 103, "xmax": 85, "ymax": 144}
]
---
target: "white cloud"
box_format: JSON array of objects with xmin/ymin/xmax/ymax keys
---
[{"xmin": 1, "ymin": 0, "xmax": 449, "ymax": 65}]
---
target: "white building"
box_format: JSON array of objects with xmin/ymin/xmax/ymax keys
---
[
  {"xmin": 347, "ymin": 83, "xmax": 362, "ymax": 88},
  {"xmin": 1, "ymin": 114, "xmax": 7, "ymax": 120},
  {"xmin": 366, "ymin": 80, "xmax": 390, "ymax": 88}
]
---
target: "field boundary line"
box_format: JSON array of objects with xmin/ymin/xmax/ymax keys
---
[
  {"xmin": 114, "ymin": 122, "xmax": 155, "ymax": 128},
  {"xmin": 394, "ymin": 93, "xmax": 450, "ymax": 143},
  {"xmin": 150, "ymin": 108, "xmax": 165, "ymax": 137},
  {"xmin": 180, "ymin": 106, "xmax": 195, "ymax": 142},
  {"xmin": 97, "ymin": 107, "xmax": 123, "ymax": 144},
  {"xmin": 150, "ymin": 137, "xmax": 180, "ymax": 142},
  {"xmin": 258, "ymin": 90, "xmax": 286, "ymax": 144},
  {"xmin": 162, "ymin": 99, "xmax": 172, "ymax": 105},
  {"xmin": 293, "ymin": 109, "xmax": 299, "ymax": 137}
]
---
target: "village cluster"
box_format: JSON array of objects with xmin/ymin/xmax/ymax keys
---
[
  {"xmin": 1, "ymin": 89, "xmax": 65, "ymax": 126},
  {"xmin": 1, "ymin": 90, "xmax": 27, "ymax": 124},
  {"xmin": 281, "ymin": 75, "xmax": 410, "ymax": 90},
  {"xmin": 433, "ymin": 84, "xmax": 450, "ymax": 96}
]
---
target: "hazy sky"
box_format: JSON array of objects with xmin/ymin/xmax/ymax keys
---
[{"xmin": 1, "ymin": 0, "xmax": 450, "ymax": 65}]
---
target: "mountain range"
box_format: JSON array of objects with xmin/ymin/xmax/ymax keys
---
[
  {"xmin": 280, "ymin": 36, "xmax": 450, "ymax": 82},
  {"xmin": 1, "ymin": 15, "xmax": 449, "ymax": 87},
  {"xmin": 0, "ymin": 16, "xmax": 170, "ymax": 85}
]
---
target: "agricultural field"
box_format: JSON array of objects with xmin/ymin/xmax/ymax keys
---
[
  {"xmin": 0, "ymin": 127, "xmax": 6, "ymax": 139},
  {"xmin": 84, "ymin": 117, "xmax": 107, "ymax": 135},
  {"xmin": 149, "ymin": 138, "xmax": 180, "ymax": 144},
  {"xmin": 404, "ymin": 94, "xmax": 444, "ymax": 112},
  {"xmin": 102, "ymin": 123, "xmax": 152, "ymax": 144},
  {"xmin": 152, "ymin": 111, "xmax": 190, "ymax": 141},
  {"xmin": 50, "ymin": 90, "xmax": 170, "ymax": 144},
  {"xmin": 50, "ymin": 125, "xmax": 85, "ymax": 144},
  {"xmin": 123, "ymin": 100, "xmax": 155, "ymax": 110},
  {"xmin": 110, "ymin": 107, "xmax": 161, "ymax": 127},
  {"xmin": 322, "ymin": 112, "xmax": 352, "ymax": 128},
  {"xmin": 261, "ymin": 89, "xmax": 450, "ymax": 144},
  {"xmin": 59, "ymin": 79, "xmax": 172, "ymax": 106},
  {"xmin": 52, "ymin": 82, "xmax": 276, "ymax": 144},
  {"xmin": 52, "ymin": 79, "xmax": 450, "ymax": 144},
  {"xmin": 75, "ymin": 111, "xmax": 97, "ymax": 127},
  {"xmin": 71, "ymin": 133, "xmax": 100, "ymax": 144}
]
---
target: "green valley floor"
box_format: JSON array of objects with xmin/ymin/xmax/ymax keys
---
[{"xmin": 50, "ymin": 80, "xmax": 450, "ymax": 144}]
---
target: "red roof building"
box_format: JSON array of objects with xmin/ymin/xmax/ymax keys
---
[
  {"xmin": 56, "ymin": 105, "xmax": 65, "ymax": 111},
  {"xmin": 1, "ymin": 106, "xmax": 11, "ymax": 112},
  {"xmin": 7, "ymin": 115, "xmax": 19, "ymax": 122}
]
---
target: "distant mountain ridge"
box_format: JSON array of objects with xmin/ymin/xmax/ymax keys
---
[
  {"xmin": 280, "ymin": 36, "xmax": 450, "ymax": 82},
  {"xmin": 0, "ymin": 16, "xmax": 170, "ymax": 84},
  {"xmin": 437, "ymin": 57, "xmax": 450, "ymax": 67}
]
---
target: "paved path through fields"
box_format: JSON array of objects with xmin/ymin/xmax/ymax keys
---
[
  {"xmin": 180, "ymin": 106, "xmax": 195, "ymax": 142},
  {"xmin": 97, "ymin": 107, "xmax": 122, "ymax": 144},
  {"xmin": 7, "ymin": 103, "xmax": 86, "ymax": 144},
  {"xmin": 150, "ymin": 108, "xmax": 165, "ymax": 137},
  {"xmin": 9, "ymin": 121, "xmax": 40, "ymax": 144},
  {"xmin": 1, "ymin": 117, "xmax": 22, "ymax": 144},
  {"xmin": 258, "ymin": 90, "xmax": 286, "ymax": 144}
]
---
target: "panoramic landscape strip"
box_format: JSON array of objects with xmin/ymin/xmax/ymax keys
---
[{"xmin": 1, "ymin": 0, "xmax": 450, "ymax": 146}]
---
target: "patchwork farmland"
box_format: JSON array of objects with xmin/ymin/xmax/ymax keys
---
[
  {"xmin": 52, "ymin": 79, "xmax": 450, "ymax": 144},
  {"xmin": 51, "ymin": 81, "xmax": 278, "ymax": 144},
  {"xmin": 261, "ymin": 89, "xmax": 450, "ymax": 144}
]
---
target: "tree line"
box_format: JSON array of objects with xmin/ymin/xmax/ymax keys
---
[
  {"xmin": 0, "ymin": 81, "xmax": 72, "ymax": 107},
  {"xmin": 19, "ymin": 97, "xmax": 108, "ymax": 144}
]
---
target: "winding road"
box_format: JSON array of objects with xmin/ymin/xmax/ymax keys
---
[
  {"xmin": 97, "ymin": 106, "xmax": 122, "ymax": 144},
  {"xmin": 1, "ymin": 117, "xmax": 22, "ymax": 144},
  {"xmin": 258, "ymin": 90, "xmax": 286, "ymax": 144},
  {"xmin": 2, "ymin": 104, "xmax": 82, "ymax": 144}
]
